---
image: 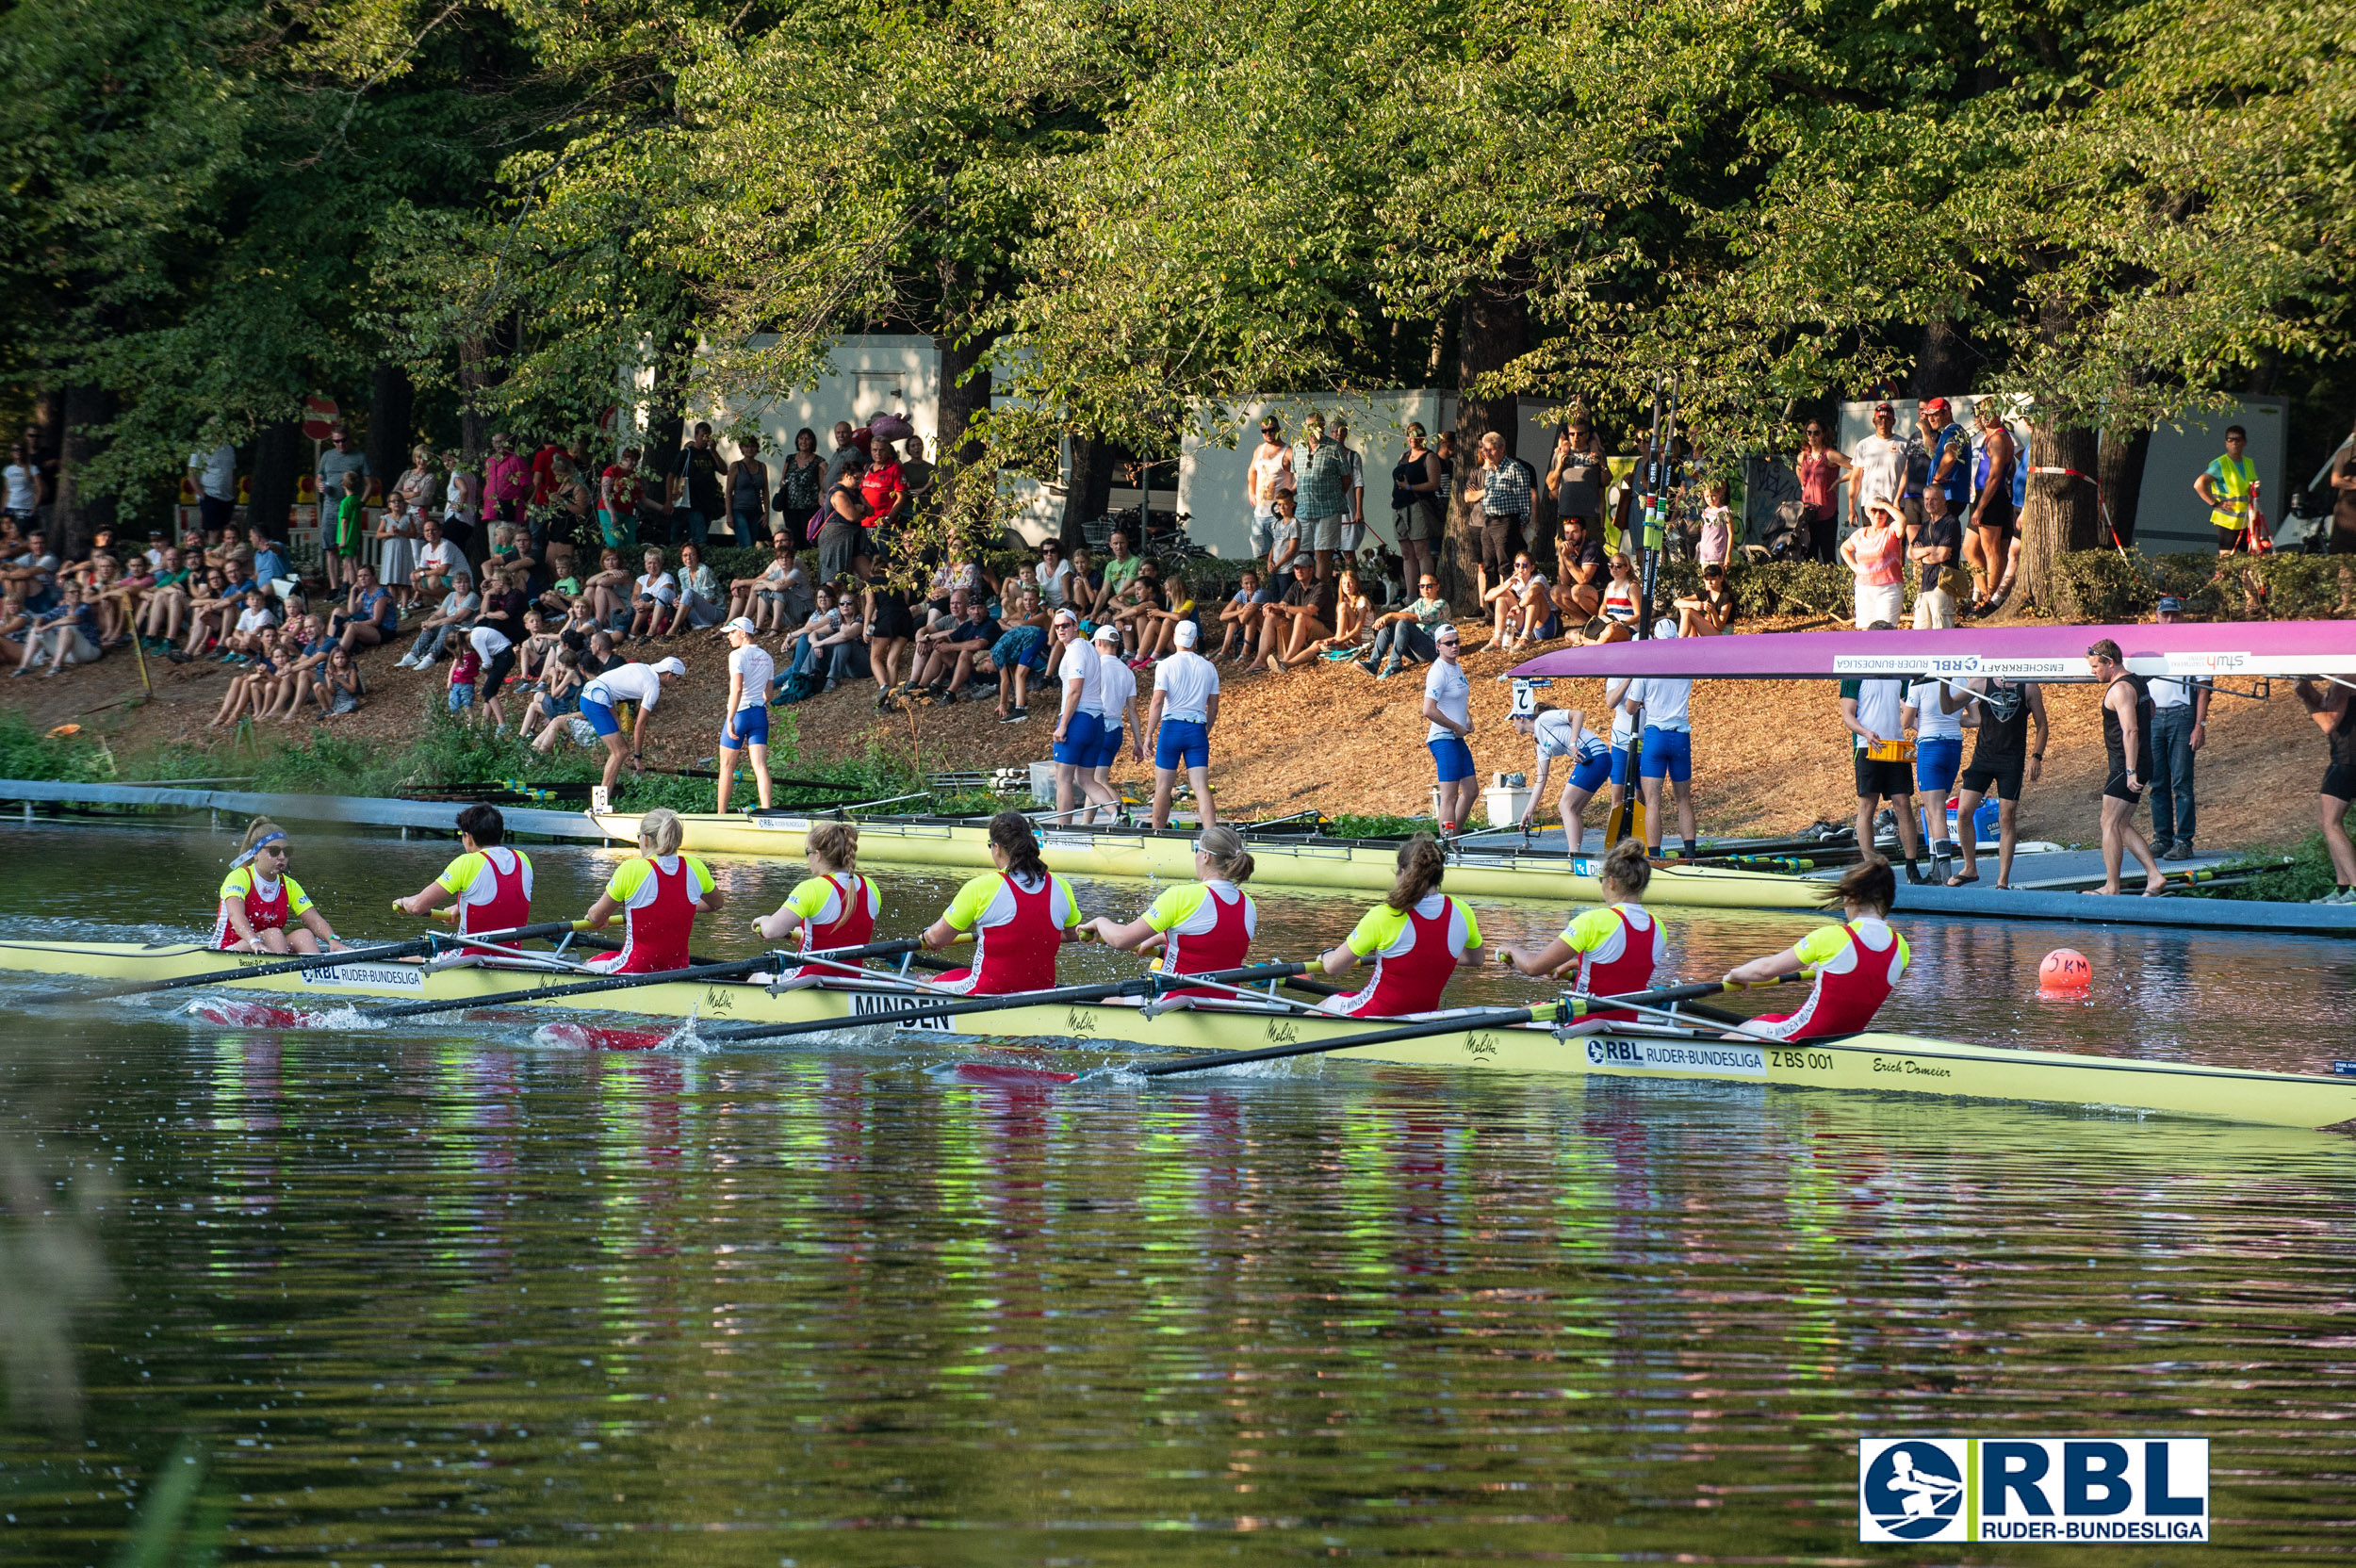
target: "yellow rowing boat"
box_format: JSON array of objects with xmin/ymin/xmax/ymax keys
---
[
  {"xmin": 585, "ymin": 811, "xmax": 1816, "ymax": 908},
  {"xmin": 6, "ymin": 938, "xmax": 2352, "ymax": 1130}
]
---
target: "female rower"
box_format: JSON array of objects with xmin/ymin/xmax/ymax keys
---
[
  {"xmin": 1080, "ymin": 824, "xmax": 1257, "ymax": 995},
  {"xmin": 1722, "ymin": 857, "xmax": 1907, "ymax": 1039},
  {"xmin": 581, "ymin": 806, "xmax": 725, "ymax": 972},
  {"xmin": 1490, "ymin": 838, "xmax": 1663, "ymax": 1030},
  {"xmin": 1315, "ymin": 834, "xmax": 1482, "ymax": 1017},
  {"xmin": 751, "ymin": 821, "xmax": 880, "ymax": 978},
  {"xmin": 1513, "ymin": 700, "xmax": 1612, "ymax": 842},
  {"xmin": 921, "ymin": 811, "xmax": 1084, "ymax": 994},
  {"xmin": 212, "ymin": 818, "xmax": 348, "ymax": 954},
  {"xmin": 393, "ymin": 803, "xmax": 533, "ymax": 946}
]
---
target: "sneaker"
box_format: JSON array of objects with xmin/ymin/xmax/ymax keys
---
[
  {"xmin": 1001, "ymin": 708, "xmax": 1028, "ymax": 725},
  {"xmin": 1376, "ymin": 651, "xmax": 1399, "ymax": 680},
  {"xmin": 2148, "ymin": 837, "xmax": 2173, "ymax": 858},
  {"xmin": 2162, "ymin": 841, "xmax": 2193, "ymax": 861}
]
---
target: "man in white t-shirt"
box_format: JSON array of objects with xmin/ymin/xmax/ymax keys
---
[
  {"xmin": 1331, "ymin": 417, "xmax": 1368, "ymax": 555},
  {"xmin": 1146, "ymin": 620, "xmax": 1221, "ymax": 830},
  {"xmin": 1049, "ymin": 608, "xmax": 1122, "ymax": 824},
  {"xmin": 1081, "ymin": 624, "xmax": 1142, "ymax": 825},
  {"xmin": 1421, "ymin": 623, "xmax": 1479, "ymax": 832},
  {"xmin": 3, "ymin": 445, "xmax": 40, "ymax": 523},
  {"xmin": 717, "ymin": 617, "xmax": 776, "ymax": 812},
  {"xmin": 2145, "ymin": 595, "xmax": 2211, "ymax": 860},
  {"xmin": 188, "ymin": 441, "xmax": 237, "ymax": 539},
  {"xmin": 559, "ymin": 656, "xmax": 686, "ymax": 795},
  {"xmin": 1848, "ymin": 402, "xmax": 1909, "ymax": 533},
  {"xmin": 1904, "ymin": 676, "xmax": 1967, "ymax": 872},
  {"xmin": 1626, "ymin": 620, "xmax": 1698, "ymax": 859}
]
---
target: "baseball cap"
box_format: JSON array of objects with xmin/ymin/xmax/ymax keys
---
[
  {"xmin": 1174, "ymin": 620, "xmax": 1199, "ymax": 647},
  {"xmin": 1873, "ymin": 400, "xmax": 1895, "ymax": 415},
  {"xmin": 2155, "ymin": 595, "xmax": 2185, "ymax": 615},
  {"xmin": 1924, "ymin": 397, "xmax": 1952, "ymax": 415},
  {"xmin": 723, "ymin": 616, "xmax": 757, "ymax": 636},
  {"xmin": 1653, "ymin": 616, "xmax": 1679, "ymax": 640},
  {"xmin": 1052, "ymin": 607, "xmax": 1078, "ymax": 626},
  {"xmin": 650, "ymin": 657, "xmax": 687, "ymax": 677},
  {"xmin": 1091, "ymin": 624, "xmax": 1120, "ymax": 644}
]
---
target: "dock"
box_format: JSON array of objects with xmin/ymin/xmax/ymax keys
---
[{"xmin": 0, "ymin": 778, "xmax": 610, "ymax": 842}]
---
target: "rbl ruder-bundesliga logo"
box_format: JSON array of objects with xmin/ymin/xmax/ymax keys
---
[{"xmin": 1858, "ymin": 1438, "xmax": 2209, "ymax": 1543}]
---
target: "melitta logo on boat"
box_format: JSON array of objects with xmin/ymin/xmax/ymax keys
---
[
  {"xmin": 847, "ymin": 990, "xmax": 952, "ymax": 1031},
  {"xmin": 1583, "ymin": 1037, "xmax": 1766, "ymax": 1076},
  {"xmin": 295, "ymin": 963, "xmax": 423, "ymax": 990},
  {"xmin": 1858, "ymin": 1438, "xmax": 2208, "ymax": 1544}
]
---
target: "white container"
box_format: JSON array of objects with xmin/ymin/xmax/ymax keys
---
[
  {"xmin": 1482, "ymin": 785, "xmax": 1532, "ymax": 828},
  {"xmin": 1029, "ymin": 760, "xmax": 1058, "ymax": 805}
]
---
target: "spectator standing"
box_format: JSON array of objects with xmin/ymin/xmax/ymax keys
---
[
  {"xmin": 728, "ymin": 438, "xmax": 770, "ymax": 546},
  {"xmin": 394, "ymin": 446, "xmax": 440, "ymax": 519},
  {"xmin": 822, "ymin": 421, "xmax": 860, "ymax": 493},
  {"xmin": 331, "ymin": 472, "xmax": 366, "ymax": 590},
  {"xmin": 1841, "ymin": 499, "xmax": 1907, "ymax": 628},
  {"xmin": 775, "ymin": 428, "xmax": 825, "ymax": 550},
  {"xmin": 4, "ymin": 443, "xmax": 41, "ymax": 530},
  {"xmin": 2145, "ymin": 595, "xmax": 2211, "ymax": 861},
  {"xmin": 1795, "ymin": 418, "xmax": 1851, "ymax": 564},
  {"xmin": 1294, "ymin": 412, "xmax": 1351, "ymax": 580},
  {"xmin": 675, "ymin": 423, "xmax": 727, "ymax": 547},
  {"xmin": 317, "ymin": 426, "xmax": 370, "ymax": 559},
  {"xmin": 1391, "ymin": 423, "xmax": 1444, "ymax": 595},
  {"xmin": 1463, "ymin": 430, "xmax": 1534, "ymax": 602},
  {"xmin": 1849, "ymin": 401, "xmax": 1909, "ymax": 535},
  {"xmin": 1246, "ymin": 414, "xmax": 1293, "ymax": 563},
  {"xmin": 374, "ymin": 492, "xmax": 421, "ymax": 611},
  {"xmin": 1967, "ymin": 404, "xmax": 2019, "ymax": 612},
  {"xmin": 1546, "ymin": 417, "xmax": 1610, "ymax": 558},
  {"xmin": 484, "ymin": 433, "xmax": 532, "ymax": 532},
  {"xmin": 1330, "ymin": 417, "xmax": 1368, "ymax": 557},
  {"xmin": 2193, "ymin": 424, "xmax": 2259, "ymax": 553},
  {"xmin": 896, "ymin": 435, "xmax": 935, "ymax": 531},
  {"xmin": 439, "ymin": 448, "xmax": 479, "ymax": 553},
  {"xmin": 815, "ymin": 457, "xmax": 870, "ymax": 587},
  {"xmin": 188, "ymin": 440, "xmax": 237, "ymax": 541},
  {"xmin": 599, "ymin": 449, "xmax": 644, "ymax": 549}
]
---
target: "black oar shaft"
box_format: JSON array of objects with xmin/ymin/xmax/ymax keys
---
[
  {"xmin": 702, "ymin": 962, "xmax": 1308, "ymax": 1045},
  {"xmin": 32, "ymin": 920, "xmax": 584, "ymax": 1004}
]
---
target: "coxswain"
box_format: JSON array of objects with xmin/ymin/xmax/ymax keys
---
[
  {"xmin": 1723, "ymin": 858, "xmax": 1906, "ymax": 1039},
  {"xmin": 1512, "ymin": 699, "xmax": 1612, "ymax": 845},
  {"xmin": 1315, "ymin": 834, "xmax": 1482, "ymax": 1017},
  {"xmin": 577, "ymin": 655, "xmax": 687, "ymax": 799},
  {"xmin": 212, "ymin": 817, "xmax": 347, "ymax": 954},
  {"xmin": 581, "ymin": 806, "xmax": 725, "ymax": 972},
  {"xmin": 1080, "ymin": 823, "xmax": 1257, "ymax": 995},
  {"xmin": 921, "ymin": 811, "xmax": 1085, "ymax": 994},
  {"xmin": 1491, "ymin": 838, "xmax": 1662, "ymax": 1031},
  {"xmin": 393, "ymin": 803, "xmax": 533, "ymax": 945},
  {"xmin": 2292, "ymin": 676, "xmax": 2356, "ymax": 903},
  {"xmin": 751, "ymin": 821, "xmax": 880, "ymax": 977}
]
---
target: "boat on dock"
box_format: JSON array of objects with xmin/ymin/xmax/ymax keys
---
[{"xmin": 7, "ymin": 937, "xmax": 2353, "ymax": 1130}]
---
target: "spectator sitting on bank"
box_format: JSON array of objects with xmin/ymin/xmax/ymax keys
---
[
  {"xmin": 672, "ymin": 542, "xmax": 725, "ymax": 633},
  {"xmin": 977, "ymin": 579, "xmax": 1051, "ymax": 722},
  {"xmin": 1289, "ymin": 567, "xmax": 1371, "ymax": 667},
  {"xmin": 397, "ymin": 570, "xmax": 478, "ymax": 668},
  {"xmin": 263, "ymin": 614, "xmax": 336, "ymax": 721},
  {"xmin": 174, "ymin": 566, "xmax": 237, "ymax": 660},
  {"xmin": 1550, "ymin": 514, "xmax": 1608, "ymax": 626},
  {"xmin": 410, "ymin": 515, "xmax": 460, "ymax": 602},
  {"xmin": 137, "ymin": 547, "xmax": 193, "ymax": 650},
  {"xmin": 1216, "ymin": 568, "xmax": 1270, "ymax": 662},
  {"xmin": 1675, "ymin": 561, "xmax": 1738, "ymax": 638},
  {"xmin": 912, "ymin": 593, "xmax": 1001, "ymax": 701},
  {"xmin": 329, "ymin": 565, "xmax": 398, "ymax": 654},
  {"xmin": 628, "ymin": 547, "xmax": 678, "ymax": 640},
  {"xmin": 576, "ymin": 547, "xmax": 630, "ymax": 631},
  {"xmin": 208, "ymin": 624, "xmax": 289, "ymax": 725},
  {"xmin": 1133, "ymin": 567, "xmax": 1196, "ymax": 664},
  {"xmin": 10, "ymin": 581, "xmax": 100, "ymax": 678},
  {"xmin": 1106, "ymin": 565, "xmax": 1166, "ymax": 657},
  {"xmin": 1484, "ymin": 551, "xmax": 1556, "ymax": 655},
  {"xmin": 1257, "ymin": 557, "xmax": 1334, "ymax": 674},
  {"xmin": 1361, "ymin": 567, "xmax": 1450, "ymax": 680},
  {"xmin": 223, "ymin": 587, "xmax": 281, "ymax": 662},
  {"xmin": 1578, "ymin": 552, "xmax": 1639, "ymax": 645}
]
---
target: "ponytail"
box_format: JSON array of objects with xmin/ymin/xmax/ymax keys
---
[
  {"xmin": 1831, "ymin": 854, "xmax": 1895, "ymax": 916},
  {"xmin": 1195, "ymin": 823, "xmax": 1255, "ymax": 885},
  {"xmin": 989, "ymin": 810, "xmax": 1047, "ymax": 882},
  {"xmin": 807, "ymin": 820, "xmax": 859, "ymax": 872},
  {"xmin": 1385, "ymin": 833, "xmax": 1447, "ymax": 914},
  {"xmin": 1600, "ymin": 836, "xmax": 1651, "ymax": 899},
  {"xmin": 637, "ymin": 806, "xmax": 685, "ymax": 858}
]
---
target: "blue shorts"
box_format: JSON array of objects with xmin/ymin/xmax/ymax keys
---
[
  {"xmin": 1916, "ymin": 734, "xmax": 1962, "ymax": 799},
  {"xmin": 1156, "ymin": 718, "xmax": 1210, "ymax": 771},
  {"xmin": 992, "ymin": 625, "xmax": 1046, "ymax": 671},
  {"xmin": 1088, "ymin": 724, "xmax": 1124, "ymax": 768},
  {"xmin": 1428, "ymin": 735, "xmax": 1477, "ymax": 784},
  {"xmin": 447, "ymin": 684, "xmax": 475, "ymax": 712},
  {"xmin": 581, "ymin": 697, "xmax": 621, "ymax": 738},
  {"xmin": 1568, "ymin": 749, "xmax": 1613, "ymax": 794},
  {"xmin": 1639, "ymin": 726, "xmax": 1693, "ymax": 782},
  {"xmin": 1610, "ymin": 743, "xmax": 1632, "ymax": 789},
  {"xmin": 723, "ymin": 705, "xmax": 770, "ymax": 749},
  {"xmin": 1054, "ymin": 708, "xmax": 1106, "ymax": 765}
]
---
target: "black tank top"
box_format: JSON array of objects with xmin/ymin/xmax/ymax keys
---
[
  {"xmin": 1970, "ymin": 679, "xmax": 2029, "ymax": 766},
  {"xmin": 730, "ymin": 465, "xmax": 763, "ymax": 508},
  {"xmin": 2102, "ymin": 674, "xmax": 2153, "ymax": 775},
  {"xmin": 1392, "ymin": 449, "xmax": 1431, "ymax": 510},
  {"xmin": 2331, "ymin": 698, "xmax": 2356, "ymax": 767}
]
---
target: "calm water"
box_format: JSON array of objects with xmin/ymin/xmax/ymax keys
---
[{"xmin": 3, "ymin": 824, "xmax": 2354, "ymax": 1565}]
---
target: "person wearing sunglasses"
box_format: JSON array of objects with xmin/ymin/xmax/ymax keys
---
[
  {"xmin": 1361, "ymin": 573, "xmax": 1451, "ymax": 680},
  {"xmin": 1080, "ymin": 824, "xmax": 1257, "ymax": 994},
  {"xmin": 210, "ymin": 818, "xmax": 348, "ymax": 954},
  {"xmin": 1422, "ymin": 624, "xmax": 1480, "ymax": 834}
]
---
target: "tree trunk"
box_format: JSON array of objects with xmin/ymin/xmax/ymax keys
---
[
  {"xmin": 366, "ymin": 360, "xmax": 414, "ymax": 496},
  {"xmin": 2019, "ymin": 421, "xmax": 2100, "ymax": 614},
  {"xmin": 247, "ymin": 418, "xmax": 304, "ymax": 546},
  {"xmin": 2096, "ymin": 423, "xmax": 2151, "ymax": 547},
  {"xmin": 937, "ymin": 329, "xmax": 992, "ymax": 466},
  {"xmin": 1061, "ymin": 433, "xmax": 1115, "ymax": 551},
  {"xmin": 458, "ymin": 335, "xmax": 496, "ymax": 464},
  {"xmin": 1447, "ymin": 271, "xmax": 1527, "ymax": 601},
  {"xmin": 643, "ymin": 321, "xmax": 695, "ymax": 485},
  {"xmin": 48, "ymin": 382, "xmax": 118, "ymax": 555},
  {"xmin": 1907, "ymin": 317, "xmax": 1974, "ymax": 399}
]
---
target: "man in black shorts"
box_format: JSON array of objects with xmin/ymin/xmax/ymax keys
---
[
  {"xmin": 1839, "ymin": 646, "xmax": 1922, "ymax": 879},
  {"xmin": 2293, "ymin": 676, "xmax": 2356, "ymax": 902},
  {"xmin": 1944, "ymin": 675, "xmax": 2047, "ymax": 888},
  {"xmin": 2087, "ymin": 638, "xmax": 2166, "ymax": 895}
]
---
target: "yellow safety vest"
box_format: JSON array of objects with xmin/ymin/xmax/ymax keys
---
[{"xmin": 2207, "ymin": 453, "xmax": 2256, "ymax": 531}]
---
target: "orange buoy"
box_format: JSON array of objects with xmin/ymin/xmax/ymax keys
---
[{"xmin": 2038, "ymin": 948, "xmax": 2092, "ymax": 996}]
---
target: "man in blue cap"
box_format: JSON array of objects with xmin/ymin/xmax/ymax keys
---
[{"xmin": 2146, "ymin": 595, "xmax": 2210, "ymax": 860}]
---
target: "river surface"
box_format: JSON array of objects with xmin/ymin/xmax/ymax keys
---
[{"xmin": 2, "ymin": 823, "xmax": 2353, "ymax": 1565}]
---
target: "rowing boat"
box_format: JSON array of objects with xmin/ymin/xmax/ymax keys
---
[
  {"xmin": 8, "ymin": 938, "xmax": 2353, "ymax": 1130},
  {"xmin": 583, "ymin": 810, "xmax": 1821, "ymax": 909}
]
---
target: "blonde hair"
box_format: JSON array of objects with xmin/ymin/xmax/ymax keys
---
[
  {"xmin": 236, "ymin": 817, "xmax": 285, "ymax": 857},
  {"xmin": 637, "ymin": 807, "xmax": 685, "ymax": 858},
  {"xmin": 807, "ymin": 820, "xmax": 859, "ymax": 871},
  {"xmin": 1599, "ymin": 836, "xmax": 1652, "ymax": 899},
  {"xmin": 1195, "ymin": 823, "xmax": 1255, "ymax": 885}
]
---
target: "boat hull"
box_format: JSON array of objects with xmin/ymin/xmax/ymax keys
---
[
  {"xmin": 7, "ymin": 939, "xmax": 2354, "ymax": 1130},
  {"xmin": 586, "ymin": 811, "xmax": 1815, "ymax": 909}
]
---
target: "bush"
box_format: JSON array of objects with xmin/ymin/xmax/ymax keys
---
[
  {"xmin": 2204, "ymin": 834, "xmax": 2343, "ymax": 903},
  {"xmin": 2058, "ymin": 550, "xmax": 2356, "ymax": 625},
  {"xmin": 0, "ymin": 712, "xmax": 113, "ymax": 782}
]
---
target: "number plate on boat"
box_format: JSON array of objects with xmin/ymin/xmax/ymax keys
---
[
  {"xmin": 1042, "ymin": 831, "xmax": 1091, "ymax": 851},
  {"xmin": 847, "ymin": 990, "xmax": 953, "ymax": 1032},
  {"xmin": 294, "ymin": 963, "xmax": 424, "ymax": 991},
  {"xmin": 1585, "ymin": 1037, "xmax": 1766, "ymax": 1076}
]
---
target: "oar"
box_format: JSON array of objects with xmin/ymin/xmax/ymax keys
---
[
  {"xmin": 1137, "ymin": 976, "xmax": 1792, "ymax": 1078},
  {"xmin": 27, "ymin": 919, "xmax": 587, "ymax": 1005},
  {"xmin": 695, "ymin": 961, "xmax": 1310, "ymax": 1046},
  {"xmin": 361, "ymin": 936, "xmax": 942, "ymax": 1021}
]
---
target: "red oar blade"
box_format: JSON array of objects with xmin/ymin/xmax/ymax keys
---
[
  {"xmin": 186, "ymin": 998, "xmax": 318, "ymax": 1030},
  {"xmin": 533, "ymin": 1021, "xmax": 673, "ymax": 1052},
  {"xmin": 946, "ymin": 1062, "xmax": 1080, "ymax": 1086}
]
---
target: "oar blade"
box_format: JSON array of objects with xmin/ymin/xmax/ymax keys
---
[
  {"xmin": 944, "ymin": 1062, "xmax": 1081, "ymax": 1086},
  {"xmin": 185, "ymin": 997, "xmax": 318, "ymax": 1030},
  {"xmin": 533, "ymin": 1021, "xmax": 672, "ymax": 1052}
]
